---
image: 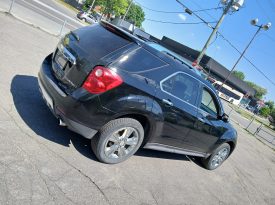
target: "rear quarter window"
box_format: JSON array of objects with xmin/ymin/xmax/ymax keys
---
[{"xmin": 111, "ymin": 47, "xmax": 167, "ymax": 73}]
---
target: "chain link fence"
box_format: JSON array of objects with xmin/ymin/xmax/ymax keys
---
[
  {"xmin": 250, "ymin": 123, "xmax": 275, "ymax": 148},
  {"xmin": 1, "ymin": 0, "xmax": 84, "ymax": 36}
]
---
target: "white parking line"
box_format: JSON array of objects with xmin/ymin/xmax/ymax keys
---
[
  {"xmin": 30, "ymin": 0, "xmax": 83, "ymax": 26},
  {"xmin": 20, "ymin": 0, "xmax": 81, "ymax": 29}
]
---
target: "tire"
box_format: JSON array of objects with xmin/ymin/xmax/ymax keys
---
[
  {"xmin": 91, "ymin": 118, "xmax": 144, "ymax": 164},
  {"xmin": 201, "ymin": 143, "xmax": 231, "ymax": 170}
]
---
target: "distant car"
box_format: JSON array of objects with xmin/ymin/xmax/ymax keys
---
[
  {"xmin": 76, "ymin": 11, "xmax": 97, "ymax": 24},
  {"xmin": 38, "ymin": 21, "xmax": 237, "ymax": 170},
  {"xmin": 246, "ymin": 105, "xmax": 255, "ymax": 112}
]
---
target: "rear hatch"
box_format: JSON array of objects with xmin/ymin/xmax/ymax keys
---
[{"xmin": 51, "ymin": 21, "xmax": 139, "ymax": 93}]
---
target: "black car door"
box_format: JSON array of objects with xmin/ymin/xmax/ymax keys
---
[
  {"xmin": 185, "ymin": 87, "xmax": 225, "ymax": 153},
  {"xmin": 152, "ymin": 72, "xmax": 200, "ymax": 149}
]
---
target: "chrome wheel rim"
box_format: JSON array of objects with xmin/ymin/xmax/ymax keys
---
[
  {"xmin": 104, "ymin": 127, "xmax": 139, "ymax": 159},
  {"xmin": 210, "ymin": 147, "xmax": 229, "ymax": 168}
]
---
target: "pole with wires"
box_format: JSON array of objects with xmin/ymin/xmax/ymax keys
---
[
  {"xmin": 218, "ymin": 19, "xmax": 271, "ymax": 91},
  {"xmin": 218, "ymin": 26, "xmax": 261, "ymax": 90},
  {"xmin": 194, "ymin": 0, "xmax": 235, "ymax": 67},
  {"xmin": 88, "ymin": 0, "xmax": 96, "ymax": 13},
  {"xmin": 121, "ymin": 0, "xmax": 133, "ymax": 23}
]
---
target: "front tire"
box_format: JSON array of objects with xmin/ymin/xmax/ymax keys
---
[
  {"xmin": 91, "ymin": 118, "xmax": 144, "ymax": 164},
  {"xmin": 201, "ymin": 143, "xmax": 230, "ymax": 170}
]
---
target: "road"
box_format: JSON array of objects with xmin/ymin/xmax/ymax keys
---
[
  {"xmin": 222, "ymin": 100, "xmax": 275, "ymax": 147},
  {"xmin": 0, "ymin": 0, "xmax": 84, "ymax": 35},
  {"xmin": 0, "ymin": 12, "xmax": 275, "ymax": 205}
]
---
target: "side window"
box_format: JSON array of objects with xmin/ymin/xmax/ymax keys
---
[
  {"xmin": 200, "ymin": 88, "xmax": 219, "ymax": 116},
  {"xmin": 161, "ymin": 73, "xmax": 199, "ymax": 105}
]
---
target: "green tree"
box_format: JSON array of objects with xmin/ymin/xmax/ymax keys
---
[
  {"xmin": 125, "ymin": 3, "xmax": 145, "ymax": 27},
  {"xmin": 83, "ymin": 0, "xmax": 128, "ymax": 16},
  {"xmin": 82, "ymin": 0, "xmax": 145, "ymax": 27},
  {"xmin": 232, "ymin": 70, "xmax": 245, "ymax": 81},
  {"xmin": 259, "ymin": 107, "xmax": 271, "ymax": 118},
  {"xmin": 245, "ymin": 81, "xmax": 267, "ymax": 99},
  {"xmin": 265, "ymin": 100, "xmax": 274, "ymax": 110}
]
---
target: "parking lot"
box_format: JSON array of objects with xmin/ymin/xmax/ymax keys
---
[{"xmin": 0, "ymin": 12, "xmax": 275, "ymax": 205}]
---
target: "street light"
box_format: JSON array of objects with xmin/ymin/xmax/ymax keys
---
[{"xmin": 218, "ymin": 19, "xmax": 271, "ymax": 91}]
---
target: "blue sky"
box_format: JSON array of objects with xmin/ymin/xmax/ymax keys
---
[{"xmin": 135, "ymin": 0, "xmax": 275, "ymax": 102}]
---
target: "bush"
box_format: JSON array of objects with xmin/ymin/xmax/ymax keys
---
[
  {"xmin": 259, "ymin": 107, "xmax": 270, "ymax": 117},
  {"xmin": 259, "ymin": 107, "xmax": 271, "ymax": 118}
]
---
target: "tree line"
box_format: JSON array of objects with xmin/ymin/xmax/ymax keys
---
[{"xmin": 83, "ymin": 0, "xmax": 145, "ymax": 27}]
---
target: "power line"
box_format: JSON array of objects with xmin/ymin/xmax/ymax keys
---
[
  {"xmin": 135, "ymin": 1, "xmax": 222, "ymax": 14},
  {"xmin": 255, "ymin": 0, "xmax": 272, "ymax": 22},
  {"xmin": 189, "ymin": 0, "xmax": 218, "ymax": 21},
  {"xmin": 217, "ymin": 32, "xmax": 275, "ymax": 87},
  {"xmin": 175, "ymin": 0, "xmax": 275, "ymax": 89},
  {"xmin": 176, "ymin": 0, "xmax": 216, "ymax": 29},
  {"xmin": 145, "ymin": 18, "xmax": 217, "ymax": 25}
]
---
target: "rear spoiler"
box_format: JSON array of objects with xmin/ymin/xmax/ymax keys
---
[{"xmin": 100, "ymin": 21, "xmax": 143, "ymax": 45}]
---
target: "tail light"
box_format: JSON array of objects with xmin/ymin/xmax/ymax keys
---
[{"xmin": 82, "ymin": 66, "xmax": 123, "ymax": 94}]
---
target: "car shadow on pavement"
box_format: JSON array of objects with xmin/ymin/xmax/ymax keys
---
[
  {"xmin": 10, "ymin": 75, "xmax": 205, "ymax": 168},
  {"xmin": 10, "ymin": 74, "xmax": 97, "ymax": 161},
  {"xmin": 135, "ymin": 149, "xmax": 189, "ymax": 161},
  {"xmin": 135, "ymin": 149, "xmax": 204, "ymax": 168}
]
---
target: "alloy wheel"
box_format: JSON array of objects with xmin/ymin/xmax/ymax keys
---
[
  {"xmin": 104, "ymin": 127, "xmax": 139, "ymax": 159},
  {"xmin": 210, "ymin": 147, "xmax": 229, "ymax": 168}
]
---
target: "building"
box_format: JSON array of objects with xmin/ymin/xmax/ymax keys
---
[{"xmin": 158, "ymin": 37, "xmax": 256, "ymax": 98}]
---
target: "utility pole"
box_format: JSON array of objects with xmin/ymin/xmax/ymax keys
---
[
  {"xmin": 194, "ymin": 0, "xmax": 235, "ymax": 67},
  {"xmin": 122, "ymin": 0, "xmax": 133, "ymax": 21},
  {"xmin": 88, "ymin": 0, "xmax": 96, "ymax": 13}
]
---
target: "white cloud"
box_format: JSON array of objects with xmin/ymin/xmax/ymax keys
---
[
  {"xmin": 216, "ymin": 46, "xmax": 221, "ymax": 50},
  {"xmin": 178, "ymin": 14, "xmax": 187, "ymax": 21}
]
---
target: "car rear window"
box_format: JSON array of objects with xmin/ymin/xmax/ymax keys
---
[
  {"xmin": 74, "ymin": 24, "xmax": 132, "ymax": 60},
  {"xmin": 111, "ymin": 47, "xmax": 167, "ymax": 73}
]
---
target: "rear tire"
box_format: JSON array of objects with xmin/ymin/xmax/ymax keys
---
[
  {"xmin": 201, "ymin": 143, "xmax": 230, "ymax": 170},
  {"xmin": 91, "ymin": 118, "xmax": 144, "ymax": 164}
]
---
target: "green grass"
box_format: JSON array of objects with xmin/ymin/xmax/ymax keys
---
[
  {"xmin": 56, "ymin": 0, "xmax": 80, "ymax": 13},
  {"xmin": 229, "ymin": 104, "xmax": 274, "ymax": 130}
]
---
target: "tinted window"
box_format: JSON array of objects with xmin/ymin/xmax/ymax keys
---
[
  {"xmin": 74, "ymin": 24, "xmax": 131, "ymax": 60},
  {"xmin": 200, "ymin": 89, "xmax": 219, "ymax": 116},
  {"xmin": 112, "ymin": 48, "xmax": 167, "ymax": 72},
  {"xmin": 161, "ymin": 73, "xmax": 199, "ymax": 105}
]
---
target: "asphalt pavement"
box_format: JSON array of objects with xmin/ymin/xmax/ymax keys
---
[
  {"xmin": 0, "ymin": 0, "xmax": 84, "ymax": 35},
  {"xmin": 0, "ymin": 11, "xmax": 275, "ymax": 205}
]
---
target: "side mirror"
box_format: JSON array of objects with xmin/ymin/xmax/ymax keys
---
[{"xmin": 221, "ymin": 113, "xmax": 229, "ymax": 122}]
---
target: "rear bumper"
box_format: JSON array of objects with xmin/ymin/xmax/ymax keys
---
[{"xmin": 38, "ymin": 54, "xmax": 111, "ymax": 139}]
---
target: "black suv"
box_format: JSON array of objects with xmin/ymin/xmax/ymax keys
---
[{"xmin": 38, "ymin": 21, "xmax": 237, "ymax": 170}]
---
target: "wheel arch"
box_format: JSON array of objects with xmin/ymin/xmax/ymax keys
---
[{"xmin": 114, "ymin": 112, "xmax": 155, "ymax": 146}]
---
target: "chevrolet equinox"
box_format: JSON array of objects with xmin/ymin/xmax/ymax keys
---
[{"xmin": 38, "ymin": 21, "xmax": 237, "ymax": 170}]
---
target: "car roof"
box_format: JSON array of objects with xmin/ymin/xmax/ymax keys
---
[{"xmin": 144, "ymin": 42, "xmax": 216, "ymax": 90}]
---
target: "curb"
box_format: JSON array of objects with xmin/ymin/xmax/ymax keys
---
[{"xmin": 0, "ymin": 11, "xmax": 59, "ymax": 37}]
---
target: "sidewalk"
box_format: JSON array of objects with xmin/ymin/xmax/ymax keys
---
[{"xmin": 0, "ymin": 0, "xmax": 83, "ymax": 36}]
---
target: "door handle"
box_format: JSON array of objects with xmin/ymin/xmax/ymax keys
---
[
  {"xmin": 162, "ymin": 99, "xmax": 173, "ymax": 106},
  {"xmin": 198, "ymin": 117, "xmax": 205, "ymax": 123}
]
